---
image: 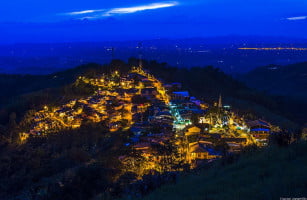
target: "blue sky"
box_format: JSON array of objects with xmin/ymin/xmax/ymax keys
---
[{"xmin": 0, "ymin": 0, "xmax": 307, "ymax": 43}]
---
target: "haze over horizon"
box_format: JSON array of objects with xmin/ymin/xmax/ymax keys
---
[{"xmin": 1, "ymin": 0, "xmax": 307, "ymax": 43}]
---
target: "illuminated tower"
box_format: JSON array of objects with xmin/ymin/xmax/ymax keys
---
[{"xmin": 218, "ymin": 94, "xmax": 222, "ymax": 108}]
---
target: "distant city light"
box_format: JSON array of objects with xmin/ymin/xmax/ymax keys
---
[{"xmin": 238, "ymin": 47, "xmax": 307, "ymax": 51}]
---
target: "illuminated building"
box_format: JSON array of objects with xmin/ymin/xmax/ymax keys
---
[{"xmin": 247, "ymin": 120, "xmax": 271, "ymax": 146}]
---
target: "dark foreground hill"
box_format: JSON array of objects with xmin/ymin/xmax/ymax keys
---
[{"xmin": 136, "ymin": 141, "xmax": 307, "ymax": 200}]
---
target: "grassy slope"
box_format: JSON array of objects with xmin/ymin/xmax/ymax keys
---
[{"xmin": 140, "ymin": 142, "xmax": 307, "ymax": 200}]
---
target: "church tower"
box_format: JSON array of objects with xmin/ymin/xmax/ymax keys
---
[{"xmin": 218, "ymin": 94, "xmax": 222, "ymax": 108}]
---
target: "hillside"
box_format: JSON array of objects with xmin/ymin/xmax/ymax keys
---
[
  {"xmin": 241, "ymin": 62, "xmax": 307, "ymax": 97},
  {"xmin": 240, "ymin": 62, "xmax": 307, "ymax": 125},
  {"xmin": 141, "ymin": 59, "xmax": 300, "ymax": 129},
  {"xmin": 0, "ymin": 59, "xmax": 301, "ymax": 130},
  {"xmin": 0, "ymin": 60, "xmax": 305, "ymax": 199},
  {"xmin": 0, "ymin": 62, "xmax": 105, "ymax": 102},
  {"xmin": 0, "ymin": 61, "xmax": 130, "ymax": 124},
  {"xmin": 139, "ymin": 141, "xmax": 307, "ymax": 200}
]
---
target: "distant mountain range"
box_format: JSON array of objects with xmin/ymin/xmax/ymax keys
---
[{"xmin": 1, "ymin": 37, "xmax": 307, "ymax": 74}]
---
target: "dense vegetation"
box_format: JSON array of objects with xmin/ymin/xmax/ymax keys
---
[{"xmin": 136, "ymin": 141, "xmax": 307, "ymax": 200}]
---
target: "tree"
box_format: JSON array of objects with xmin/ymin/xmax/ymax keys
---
[
  {"xmin": 8, "ymin": 112, "xmax": 18, "ymax": 143},
  {"xmin": 269, "ymin": 131, "xmax": 292, "ymax": 146},
  {"xmin": 132, "ymin": 95, "xmax": 149, "ymax": 104},
  {"xmin": 214, "ymin": 140, "xmax": 229, "ymax": 156}
]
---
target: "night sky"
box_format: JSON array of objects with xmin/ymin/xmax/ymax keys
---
[{"xmin": 1, "ymin": 0, "xmax": 307, "ymax": 43}]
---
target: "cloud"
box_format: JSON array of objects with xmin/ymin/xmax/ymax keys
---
[
  {"xmin": 66, "ymin": 10, "xmax": 104, "ymax": 15},
  {"xmin": 286, "ymin": 16, "xmax": 307, "ymax": 21},
  {"xmin": 103, "ymin": 2, "xmax": 178, "ymax": 16},
  {"xmin": 64, "ymin": 1, "xmax": 178, "ymax": 19}
]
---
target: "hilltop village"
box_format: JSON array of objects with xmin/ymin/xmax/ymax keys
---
[{"xmin": 19, "ymin": 65, "xmax": 276, "ymax": 171}]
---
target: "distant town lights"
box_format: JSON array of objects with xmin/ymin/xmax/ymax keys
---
[{"xmin": 238, "ymin": 47, "xmax": 307, "ymax": 51}]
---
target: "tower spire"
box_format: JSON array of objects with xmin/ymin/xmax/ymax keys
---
[
  {"xmin": 138, "ymin": 42, "xmax": 143, "ymax": 70},
  {"xmin": 218, "ymin": 94, "xmax": 222, "ymax": 108}
]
